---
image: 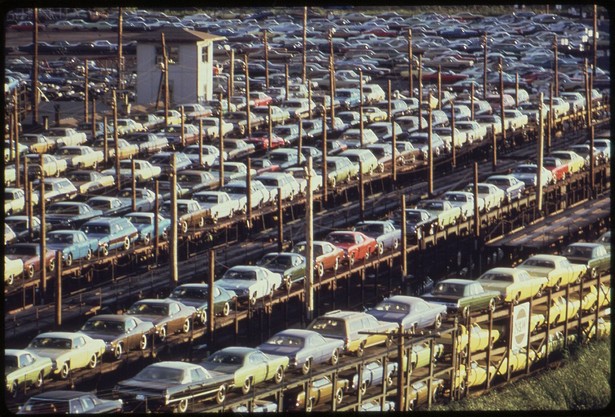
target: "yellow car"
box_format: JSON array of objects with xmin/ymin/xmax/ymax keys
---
[
  {"xmin": 517, "ymin": 254, "xmax": 587, "ymax": 289},
  {"xmin": 477, "ymin": 267, "xmax": 547, "ymax": 304},
  {"xmin": 445, "ymin": 323, "xmax": 500, "ymax": 355},
  {"xmin": 455, "ymin": 361, "xmax": 496, "ymax": 389},
  {"xmin": 533, "ymin": 296, "xmax": 581, "ymax": 325},
  {"xmin": 530, "ymin": 313, "xmax": 546, "ymax": 332},
  {"xmin": 584, "ymin": 318, "xmax": 611, "ymax": 341},
  {"xmin": 574, "ymin": 284, "xmax": 611, "ymax": 312},
  {"xmin": 496, "ymin": 348, "xmax": 537, "ymax": 375},
  {"xmin": 534, "ymin": 331, "xmax": 577, "ymax": 360}
]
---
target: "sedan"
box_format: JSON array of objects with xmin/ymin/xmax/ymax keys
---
[
  {"xmin": 125, "ymin": 299, "xmax": 196, "ymax": 341},
  {"xmin": 256, "ymin": 252, "xmax": 306, "ymax": 289},
  {"xmin": 422, "ymin": 278, "xmax": 500, "ymax": 317},
  {"xmin": 349, "ymin": 359, "xmax": 398, "ymax": 395},
  {"xmin": 5, "ymin": 349, "xmax": 53, "ymax": 398},
  {"xmin": 353, "ymin": 220, "xmax": 401, "ymax": 255},
  {"xmin": 26, "ymin": 332, "xmax": 105, "ymax": 380},
  {"xmin": 79, "ymin": 314, "xmax": 154, "ymax": 360},
  {"xmin": 485, "ymin": 175, "xmax": 526, "ymax": 202},
  {"xmin": 166, "ymin": 283, "xmax": 236, "ymax": 320},
  {"xmin": 325, "ymin": 230, "xmax": 378, "ymax": 266},
  {"xmin": 477, "ymin": 267, "xmax": 547, "ymax": 304},
  {"xmin": 549, "ymin": 150, "xmax": 585, "ymax": 174},
  {"xmin": 216, "ymin": 265, "xmax": 282, "ymax": 305},
  {"xmin": 200, "ymin": 347, "xmax": 288, "ymax": 394},
  {"xmin": 562, "ymin": 242, "xmax": 610, "ymax": 279},
  {"xmin": 286, "ymin": 375, "xmax": 349, "ymax": 412},
  {"xmin": 257, "ymin": 329, "xmax": 344, "ymax": 375},
  {"xmin": 18, "ymin": 391, "xmax": 123, "ymax": 414},
  {"xmin": 368, "ymin": 295, "xmax": 447, "ymax": 333},
  {"xmin": 292, "ymin": 240, "xmax": 344, "ymax": 277},
  {"xmin": 511, "ymin": 163, "xmax": 554, "ymax": 187},
  {"xmin": 517, "ymin": 254, "xmax": 587, "ymax": 289},
  {"xmin": 533, "ymin": 296, "xmax": 581, "ymax": 325},
  {"xmin": 113, "ymin": 361, "xmax": 232, "ymax": 412},
  {"xmin": 45, "ymin": 230, "xmax": 99, "ymax": 266},
  {"xmin": 124, "ymin": 212, "xmax": 171, "ymax": 245},
  {"xmin": 463, "ymin": 183, "xmax": 505, "ymax": 212},
  {"xmin": 5, "ymin": 242, "xmax": 56, "ymax": 279}
]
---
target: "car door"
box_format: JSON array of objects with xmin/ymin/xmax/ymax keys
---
[
  {"xmin": 247, "ymin": 351, "xmax": 270, "ymax": 384},
  {"xmin": 73, "ymin": 232, "xmax": 87, "ymax": 259},
  {"xmin": 124, "ymin": 318, "xmax": 140, "ymax": 349},
  {"xmin": 167, "ymin": 302, "xmax": 182, "ymax": 333},
  {"xmin": 72, "ymin": 336, "xmax": 88, "ymax": 368}
]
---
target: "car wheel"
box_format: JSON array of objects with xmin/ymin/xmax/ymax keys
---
[
  {"xmin": 330, "ymin": 349, "xmax": 339, "ymax": 365},
  {"xmin": 377, "ymin": 242, "xmax": 384, "ymax": 255},
  {"xmin": 215, "ymin": 385, "xmax": 226, "ymax": 404},
  {"xmin": 356, "ymin": 343, "xmax": 365, "ymax": 357},
  {"xmin": 162, "ymin": 229, "xmax": 169, "ymax": 240},
  {"xmin": 27, "ymin": 265, "xmax": 35, "ymax": 279},
  {"xmin": 139, "ymin": 334, "xmax": 148, "ymax": 350},
  {"xmin": 385, "ymin": 336, "xmax": 393, "ymax": 348},
  {"xmin": 334, "ymin": 257, "xmax": 339, "ymax": 272},
  {"xmin": 249, "ymin": 294, "xmax": 257, "ymax": 306},
  {"xmin": 101, "ymin": 245, "xmax": 109, "ymax": 256},
  {"xmin": 241, "ymin": 377, "xmax": 252, "ymax": 395},
  {"xmin": 143, "ymin": 233, "xmax": 151, "ymax": 245},
  {"xmin": 335, "ymin": 387, "xmax": 343, "ymax": 404},
  {"xmin": 65, "ymin": 253, "xmax": 73, "ymax": 267},
  {"xmin": 88, "ymin": 354, "xmax": 98, "ymax": 369},
  {"xmin": 513, "ymin": 293, "xmax": 521, "ymax": 305},
  {"xmin": 59, "ymin": 363, "xmax": 70, "ymax": 379},
  {"xmin": 177, "ymin": 398, "xmax": 189, "ymax": 413},
  {"xmin": 222, "ymin": 302, "xmax": 230, "ymax": 317},
  {"xmin": 364, "ymin": 250, "xmax": 370, "ymax": 261},
  {"xmin": 10, "ymin": 381, "xmax": 19, "ymax": 398},
  {"xmin": 113, "ymin": 343, "xmax": 123, "ymax": 360},
  {"xmin": 123, "ymin": 237, "xmax": 130, "ymax": 250},
  {"xmin": 535, "ymin": 286, "xmax": 544, "ymax": 299},
  {"xmin": 182, "ymin": 318, "xmax": 191, "ymax": 333},
  {"xmin": 34, "ymin": 370, "xmax": 44, "ymax": 389},
  {"xmin": 461, "ymin": 307, "xmax": 470, "ymax": 319},
  {"xmin": 306, "ymin": 398, "xmax": 314, "ymax": 412},
  {"xmin": 349, "ymin": 253, "xmax": 356, "ymax": 266},
  {"xmin": 386, "ymin": 372, "xmax": 394, "ymax": 386},
  {"xmin": 48, "ymin": 259, "xmax": 56, "ymax": 272},
  {"xmin": 198, "ymin": 217, "xmax": 205, "ymax": 228},
  {"xmin": 158, "ymin": 326, "xmax": 167, "ymax": 342},
  {"xmin": 6, "ymin": 274, "xmax": 14, "ymax": 286},
  {"xmin": 488, "ymin": 298, "xmax": 496, "ymax": 312},
  {"xmin": 301, "ymin": 359, "xmax": 312, "ymax": 375},
  {"xmin": 360, "ymin": 381, "xmax": 368, "ymax": 396},
  {"xmin": 274, "ymin": 366, "xmax": 284, "ymax": 383},
  {"xmin": 393, "ymin": 238, "xmax": 399, "ymax": 250},
  {"xmin": 434, "ymin": 314, "xmax": 442, "ymax": 329},
  {"xmin": 330, "ymin": 177, "xmax": 336, "ymax": 188},
  {"xmin": 85, "ymin": 249, "xmax": 92, "ymax": 261},
  {"xmin": 316, "ymin": 263, "xmax": 325, "ymax": 278},
  {"xmin": 181, "ymin": 221, "xmax": 188, "ymax": 233},
  {"xmin": 589, "ymin": 268, "xmax": 597, "ymax": 279}
]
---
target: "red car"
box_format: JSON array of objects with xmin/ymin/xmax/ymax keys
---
[
  {"xmin": 543, "ymin": 156, "xmax": 569, "ymax": 181},
  {"xmin": 292, "ymin": 240, "xmax": 344, "ymax": 277},
  {"xmin": 5, "ymin": 243, "xmax": 57, "ymax": 279},
  {"xmin": 9, "ymin": 21, "xmax": 44, "ymax": 31},
  {"xmin": 245, "ymin": 131, "xmax": 286, "ymax": 151},
  {"xmin": 325, "ymin": 231, "xmax": 378, "ymax": 266}
]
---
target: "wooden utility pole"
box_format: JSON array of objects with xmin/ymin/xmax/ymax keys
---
[
  {"xmin": 547, "ymin": 83, "xmax": 553, "ymax": 151},
  {"xmin": 473, "ymin": 162, "xmax": 480, "ymax": 237},
  {"xmin": 246, "ymin": 158, "xmax": 252, "ymax": 228},
  {"xmin": 305, "ymin": 157, "xmax": 314, "ymax": 321},
  {"xmin": 32, "ymin": 7, "xmax": 39, "ymax": 125},
  {"xmin": 499, "ymin": 57, "xmax": 506, "ymax": 147},
  {"xmin": 91, "ymin": 98, "xmax": 96, "ymax": 141},
  {"xmin": 387, "ymin": 80, "xmax": 392, "ymax": 121},
  {"xmin": 198, "ymin": 119, "xmax": 204, "ymax": 167},
  {"xmin": 396, "ymin": 325, "xmax": 406, "ymax": 411},
  {"xmin": 39, "ymin": 155, "xmax": 47, "ymax": 297},
  {"xmin": 117, "ymin": 7, "xmax": 123, "ymax": 90},
  {"xmin": 482, "ymin": 32, "xmax": 488, "ymax": 99},
  {"xmin": 170, "ymin": 153, "xmax": 178, "ymax": 285},
  {"xmin": 437, "ymin": 65, "xmax": 442, "ymax": 110},
  {"xmin": 407, "ymin": 29, "xmax": 413, "ymax": 97},
  {"xmin": 359, "ymin": 162, "xmax": 364, "ymax": 222},
  {"xmin": 103, "ymin": 116, "xmax": 109, "ymax": 164},
  {"xmin": 328, "ymin": 29, "xmax": 336, "ymax": 122},
  {"xmin": 302, "ymin": 6, "xmax": 307, "ymax": 84},
  {"xmin": 84, "ymin": 62, "xmax": 89, "ymax": 122},
  {"xmin": 208, "ymin": 250, "xmax": 215, "ymax": 338},
  {"xmin": 492, "ymin": 124, "xmax": 497, "ymax": 171},
  {"xmin": 229, "ymin": 49, "xmax": 235, "ymax": 99},
  {"xmin": 244, "ymin": 55, "xmax": 251, "ymax": 137},
  {"xmin": 400, "ymin": 196, "xmax": 407, "ymax": 275},
  {"xmin": 162, "ymin": 33, "xmax": 169, "ymax": 127},
  {"xmin": 263, "ymin": 29, "xmax": 269, "ymax": 89},
  {"xmin": 321, "ymin": 101, "xmax": 328, "ymax": 202},
  {"xmin": 154, "ymin": 180, "xmax": 160, "ymax": 262},
  {"xmin": 55, "ymin": 251, "xmax": 62, "ymax": 327},
  {"xmin": 593, "ymin": 4, "xmax": 598, "ymax": 78},
  {"xmin": 268, "ymin": 104, "xmax": 273, "ymax": 150},
  {"xmin": 219, "ymin": 101, "xmax": 225, "ymax": 188},
  {"xmin": 537, "ymin": 93, "xmax": 544, "ymax": 212},
  {"xmin": 392, "ymin": 120, "xmax": 397, "ymax": 183},
  {"xmin": 277, "ymin": 188, "xmax": 283, "ymax": 252},
  {"xmin": 418, "ymin": 53, "xmax": 423, "ymax": 130},
  {"xmin": 113, "ymin": 90, "xmax": 121, "ymax": 191},
  {"xmin": 451, "ymin": 100, "xmax": 456, "ymax": 168},
  {"xmin": 131, "ymin": 159, "xmax": 137, "ymax": 212},
  {"xmin": 428, "ymin": 98, "xmax": 433, "ymax": 196},
  {"xmin": 553, "ymin": 34, "xmax": 559, "ymax": 96}
]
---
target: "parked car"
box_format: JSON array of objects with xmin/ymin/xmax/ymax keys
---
[
  {"xmin": 415, "ymin": 199, "xmax": 461, "ymax": 229},
  {"xmin": 353, "ymin": 220, "xmax": 401, "ymax": 254},
  {"xmin": 485, "ymin": 174, "xmax": 526, "ymax": 202},
  {"xmin": 595, "ymin": 231, "xmax": 611, "ymax": 253},
  {"xmin": 562, "ymin": 242, "xmax": 610, "ymax": 279},
  {"xmin": 159, "ymin": 199, "xmax": 209, "ymax": 232},
  {"xmin": 422, "ymin": 278, "xmax": 500, "ymax": 317},
  {"xmin": 79, "ymin": 315, "xmax": 154, "ymax": 360},
  {"xmin": 4, "ymin": 255, "xmax": 24, "ymax": 286},
  {"xmin": 5, "ymin": 243, "xmax": 56, "ymax": 279},
  {"xmin": 18, "ymin": 391, "xmax": 123, "ymax": 414},
  {"xmin": 25, "ymin": 332, "xmax": 105, "ymax": 380},
  {"xmin": 80, "ymin": 217, "xmax": 139, "ymax": 255},
  {"xmin": 219, "ymin": 180, "xmax": 270, "ymax": 211},
  {"xmin": 511, "ymin": 163, "xmax": 554, "ymax": 187},
  {"xmin": 183, "ymin": 144, "xmax": 221, "ymax": 167},
  {"xmin": 477, "ymin": 267, "xmax": 547, "ymax": 303},
  {"xmin": 307, "ymin": 310, "xmax": 396, "ymax": 356},
  {"xmin": 292, "ymin": 240, "xmax": 344, "ymax": 278},
  {"xmin": 442, "ymin": 191, "xmax": 483, "ymax": 219},
  {"xmin": 325, "ymin": 230, "xmax": 378, "ymax": 266},
  {"xmin": 368, "ymin": 295, "xmax": 447, "ymax": 333},
  {"xmin": 66, "ymin": 170, "xmax": 115, "ymax": 194},
  {"xmin": 463, "ymin": 183, "xmax": 505, "ymax": 211},
  {"xmin": 517, "ymin": 254, "xmax": 587, "ymax": 289},
  {"xmin": 199, "ymin": 347, "xmax": 288, "ymax": 394},
  {"xmin": 216, "ymin": 265, "xmax": 282, "ymax": 305},
  {"xmin": 45, "ymin": 230, "xmax": 99, "ymax": 266},
  {"xmin": 348, "ymin": 359, "xmax": 398, "ymax": 396},
  {"xmin": 5, "ymin": 349, "xmax": 53, "ymax": 398},
  {"xmin": 86, "ymin": 196, "xmax": 133, "ymax": 217},
  {"xmin": 285, "ymin": 375, "xmax": 349, "ymax": 412},
  {"xmin": 167, "ymin": 283, "xmax": 236, "ymax": 320},
  {"xmin": 257, "ymin": 252, "xmax": 306, "ymax": 289},
  {"xmin": 324, "ymin": 156, "xmax": 359, "ymax": 187},
  {"xmin": 34, "ymin": 178, "xmax": 78, "ymax": 203},
  {"xmin": 5, "ymin": 187, "xmax": 39, "ymax": 215},
  {"xmin": 115, "ymin": 187, "xmax": 160, "ymax": 212},
  {"xmin": 548, "ymin": 150, "xmax": 585, "ymax": 174},
  {"xmin": 55, "ymin": 145, "xmax": 103, "ymax": 169},
  {"xmin": 257, "ymin": 329, "xmax": 344, "ymax": 375},
  {"xmin": 113, "ymin": 361, "xmax": 232, "ymax": 412},
  {"xmin": 125, "ymin": 299, "xmax": 196, "ymax": 341},
  {"xmin": 124, "ymin": 212, "xmax": 170, "ymax": 244}
]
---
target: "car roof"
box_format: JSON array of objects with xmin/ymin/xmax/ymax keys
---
[
  {"xmin": 34, "ymin": 331, "xmax": 80, "ymax": 339},
  {"xmin": 439, "ymin": 278, "xmax": 476, "ymax": 285},
  {"xmin": 29, "ymin": 390, "xmax": 91, "ymax": 400},
  {"xmin": 149, "ymin": 361, "xmax": 199, "ymax": 370},
  {"xmin": 87, "ymin": 314, "xmax": 132, "ymax": 322}
]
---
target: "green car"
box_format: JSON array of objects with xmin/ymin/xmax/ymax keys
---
[
  {"xmin": 562, "ymin": 242, "xmax": 611, "ymax": 279},
  {"xmin": 256, "ymin": 252, "xmax": 306, "ymax": 290},
  {"xmin": 325, "ymin": 156, "xmax": 359, "ymax": 188},
  {"xmin": 422, "ymin": 278, "xmax": 501, "ymax": 317},
  {"xmin": 199, "ymin": 347, "xmax": 288, "ymax": 395},
  {"xmin": 5, "ymin": 349, "xmax": 53, "ymax": 398}
]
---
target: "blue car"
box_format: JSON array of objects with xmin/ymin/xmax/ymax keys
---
[
  {"xmin": 80, "ymin": 217, "xmax": 139, "ymax": 256},
  {"xmin": 353, "ymin": 220, "xmax": 402, "ymax": 255},
  {"xmin": 124, "ymin": 212, "xmax": 171, "ymax": 245},
  {"xmin": 349, "ymin": 359, "xmax": 398, "ymax": 395},
  {"xmin": 367, "ymin": 295, "xmax": 447, "ymax": 334},
  {"xmin": 256, "ymin": 329, "xmax": 344, "ymax": 375},
  {"xmin": 46, "ymin": 230, "xmax": 99, "ymax": 266}
]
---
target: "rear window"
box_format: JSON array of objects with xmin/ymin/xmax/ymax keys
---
[{"xmin": 308, "ymin": 317, "xmax": 346, "ymax": 337}]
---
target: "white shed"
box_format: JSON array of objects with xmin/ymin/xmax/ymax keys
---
[{"xmin": 134, "ymin": 28, "xmax": 225, "ymax": 106}]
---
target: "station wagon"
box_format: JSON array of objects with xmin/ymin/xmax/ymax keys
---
[{"xmin": 80, "ymin": 217, "xmax": 139, "ymax": 255}]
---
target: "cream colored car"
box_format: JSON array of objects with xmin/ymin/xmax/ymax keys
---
[
  {"xmin": 517, "ymin": 254, "xmax": 587, "ymax": 289},
  {"xmin": 477, "ymin": 267, "xmax": 547, "ymax": 304}
]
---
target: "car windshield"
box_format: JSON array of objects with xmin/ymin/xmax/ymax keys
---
[
  {"xmin": 48, "ymin": 234, "xmax": 73, "ymax": 244},
  {"xmin": 206, "ymin": 352, "xmax": 243, "ymax": 365},
  {"xmin": 479, "ymin": 273, "xmax": 514, "ymax": 282},
  {"xmin": 327, "ymin": 233, "xmax": 355, "ymax": 244},
  {"xmin": 127, "ymin": 216, "xmax": 151, "ymax": 225},
  {"xmin": 224, "ymin": 270, "xmax": 256, "ymax": 280},
  {"xmin": 82, "ymin": 225, "xmax": 110, "ymax": 234},
  {"xmin": 67, "ymin": 172, "xmax": 92, "ymax": 182},
  {"xmin": 127, "ymin": 302, "xmax": 168, "ymax": 316},
  {"xmin": 432, "ymin": 283, "xmax": 466, "ymax": 296},
  {"xmin": 563, "ymin": 246, "xmax": 593, "ymax": 259},
  {"xmin": 170, "ymin": 287, "xmax": 208, "ymax": 300},
  {"xmin": 309, "ymin": 318, "xmax": 345, "ymax": 337},
  {"xmin": 355, "ymin": 224, "xmax": 383, "ymax": 234},
  {"xmin": 22, "ymin": 399, "xmax": 70, "ymax": 414},
  {"xmin": 82, "ymin": 319, "xmax": 124, "ymax": 333},
  {"xmin": 6, "ymin": 245, "xmax": 37, "ymax": 256},
  {"xmin": 195, "ymin": 194, "xmax": 220, "ymax": 203},
  {"xmin": 514, "ymin": 166, "xmax": 535, "ymax": 174},
  {"xmin": 29, "ymin": 337, "xmax": 71, "ymax": 349},
  {"xmin": 374, "ymin": 301, "xmax": 409, "ymax": 313},
  {"xmin": 87, "ymin": 200, "xmax": 109, "ymax": 210},
  {"xmin": 262, "ymin": 255, "xmax": 292, "ymax": 267},
  {"xmin": 444, "ymin": 194, "xmax": 466, "ymax": 202},
  {"xmin": 265, "ymin": 335, "xmax": 305, "ymax": 347},
  {"xmin": 135, "ymin": 366, "xmax": 185, "ymax": 383},
  {"xmin": 488, "ymin": 178, "xmax": 508, "ymax": 186},
  {"xmin": 522, "ymin": 259, "xmax": 555, "ymax": 268}
]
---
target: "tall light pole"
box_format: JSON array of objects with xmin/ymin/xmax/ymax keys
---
[
  {"xmin": 482, "ymin": 32, "xmax": 488, "ymax": 100},
  {"xmin": 407, "ymin": 29, "xmax": 413, "ymax": 98},
  {"xmin": 552, "ymin": 34, "xmax": 559, "ymax": 97}
]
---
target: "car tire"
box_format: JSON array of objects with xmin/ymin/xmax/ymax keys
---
[
  {"xmin": 393, "ymin": 238, "xmax": 399, "ymax": 250},
  {"xmin": 27, "ymin": 265, "xmax": 35, "ymax": 279},
  {"xmin": 65, "ymin": 253, "xmax": 73, "ymax": 267},
  {"xmin": 335, "ymin": 387, "xmax": 343, "ymax": 404},
  {"xmin": 330, "ymin": 177, "xmax": 336, "ymax": 188},
  {"xmin": 316, "ymin": 263, "xmax": 325, "ymax": 278},
  {"xmin": 274, "ymin": 366, "xmax": 284, "ymax": 384},
  {"xmin": 589, "ymin": 268, "xmax": 597, "ymax": 279},
  {"xmin": 434, "ymin": 314, "xmax": 442, "ymax": 329},
  {"xmin": 301, "ymin": 359, "xmax": 312, "ymax": 375},
  {"xmin": 513, "ymin": 293, "xmax": 521, "ymax": 305},
  {"xmin": 6, "ymin": 274, "xmax": 14, "ymax": 286},
  {"xmin": 488, "ymin": 298, "xmax": 496, "ymax": 312},
  {"xmin": 123, "ymin": 237, "xmax": 130, "ymax": 250},
  {"xmin": 48, "ymin": 259, "xmax": 56, "ymax": 273},
  {"xmin": 177, "ymin": 398, "xmax": 189, "ymax": 413},
  {"xmin": 349, "ymin": 253, "xmax": 356, "ymax": 266},
  {"xmin": 85, "ymin": 249, "xmax": 92, "ymax": 261},
  {"xmin": 59, "ymin": 363, "xmax": 70, "ymax": 379},
  {"xmin": 139, "ymin": 334, "xmax": 148, "ymax": 350},
  {"xmin": 182, "ymin": 319, "xmax": 191, "ymax": 333},
  {"xmin": 216, "ymin": 385, "xmax": 226, "ymax": 404},
  {"xmin": 143, "ymin": 233, "xmax": 151, "ymax": 245},
  {"xmin": 377, "ymin": 242, "xmax": 384, "ymax": 255},
  {"xmin": 356, "ymin": 343, "xmax": 365, "ymax": 357},
  {"xmin": 198, "ymin": 217, "xmax": 205, "ymax": 228},
  {"xmin": 249, "ymin": 294, "xmax": 257, "ymax": 306},
  {"xmin": 34, "ymin": 370, "xmax": 44, "ymax": 389},
  {"xmin": 222, "ymin": 302, "xmax": 230, "ymax": 317},
  {"xmin": 364, "ymin": 250, "xmax": 370, "ymax": 261},
  {"xmin": 88, "ymin": 354, "xmax": 98, "ymax": 369},
  {"xmin": 360, "ymin": 381, "xmax": 368, "ymax": 396},
  {"xmin": 330, "ymin": 349, "xmax": 339, "ymax": 365},
  {"xmin": 158, "ymin": 326, "xmax": 167, "ymax": 342},
  {"xmin": 101, "ymin": 245, "xmax": 109, "ymax": 256},
  {"xmin": 181, "ymin": 221, "xmax": 188, "ymax": 233},
  {"xmin": 241, "ymin": 377, "xmax": 251, "ymax": 395},
  {"xmin": 461, "ymin": 306, "xmax": 470, "ymax": 319},
  {"xmin": 10, "ymin": 381, "xmax": 19, "ymax": 398},
  {"xmin": 385, "ymin": 336, "xmax": 393, "ymax": 348},
  {"xmin": 113, "ymin": 343, "xmax": 123, "ymax": 360},
  {"xmin": 334, "ymin": 258, "xmax": 339, "ymax": 272}
]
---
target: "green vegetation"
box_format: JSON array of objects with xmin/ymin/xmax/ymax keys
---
[{"xmin": 432, "ymin": 339, "xmax": 611, "ymax": 411}]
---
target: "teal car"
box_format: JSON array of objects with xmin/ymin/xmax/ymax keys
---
[
  {"xmin": 45, "ymin": 230, "xmax": 99, "ymax": 267},
  {"xmin": 80, "ymin": 217, "xmax": 139, "ymax": 255},
  {"xmin": 563, "ymin": 242, "xmax": 611, "ymax": 279},
  {"xmin": 124, "ymin": 212, "xmax": 171, "ymax": 245},
  {"xmin": 5, "ymin": 349, "xmax": 53, "ymax": 398},
  {"xmin": 199, "ymin": 347, "xmax": 288, "ymax": 395},
  {"xmin": 256, "ymin": 252, "xmax": 306, "ymax": 290}
]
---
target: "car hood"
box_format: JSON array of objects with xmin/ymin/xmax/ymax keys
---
[
  {"xmin": 368, "ymin": 310, "xmax": 405, "ymax": 324},
  {"xmin": 256, "ymin": 344, "xmax": 300, "ymax": 357},
  {"xmin": 26, "ymin": 348, "xmax": 66, "ymax": 360},
  {"xmin": 170, "ymin": 298, "xmax": 207, "ymax": 309},
  {"xmin": 78, "ymin": 331, "xmax": 119, "ymax": 343},
  {"xmin": 125, "ymin": 314, "xmax": 164, "ymax": 324},
  {"xmin": 422, "ymin": 294, "xmax": 460, "ymax": 304},
  {"xmin": 217, "ymin": 280, "xmax": 254, "ymax": 290}
]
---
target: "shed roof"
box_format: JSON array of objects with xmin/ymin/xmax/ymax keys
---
[{"xmin": 134, "ymin": 27, "xmax": 225, "ymax": 44}]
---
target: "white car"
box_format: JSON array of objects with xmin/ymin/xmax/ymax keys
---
[
  {"xmin": 193, "ymin": 190, "xmax": 242, "ymax": 221},
  {"xmin": 216, "ymin": 266, "xmax": 282, "ymax": 305},
  {"xmin": 183, "ymin": 144, "xmax": 221, "ymax": 167},
  {"xmin": 220, "ymin": 180, "xmax": 270, "ymax": 210},
  {"xmin": 415, "ymin": 200, "xmax": 462, "ymax": 229},
  {"xmin": 5, "ymin": 187, "xmax": 39, "ymax": 215},
  {"xmin": 55, "ymin": 145, "xmax": 104, "ymax": 169},
  {"xmin": 5, "ymin": 256, "xmax": 23, "ymax": 285},
  {"xmin": 197, "ymin": 117, "xmax": 234, "ymax": 139},
  {"xmin": 442, "ymin": 191, "xmax": 483, "ymax": 220},
  {"xmin": 463, "ymin": 183, "xmax": 505, "ymax": 212},
  {"xmin": 102, "ymin": 159, "xmax": 162, "ymax": 182},
  {"xmin": 285, "ymin": 167, "xmax": 323, "ymax": 194},
  {"xmin": 256, "ymin": 172, "xmax": 301, "ymax": 202},
  {"xmin": 45, "ymin": 127, "xmax": 87, "ymax": 147},
  {"xmin": 503, "ymin": 109, "xmax": 529, "ymax": 131},
  {"xmin": 592, "ymin": 138, "xmax": 611, "ymax": 160},
  {"xmin": 511, "ymin": 164, "xmax": 554, "ymax": 187}
]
